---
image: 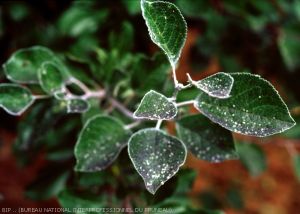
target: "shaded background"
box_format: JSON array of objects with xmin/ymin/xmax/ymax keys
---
[{"xmin": 0, "ymin": 0, "xmax": 300, "ymax": 213}]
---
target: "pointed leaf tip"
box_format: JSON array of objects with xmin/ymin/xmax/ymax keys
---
[{"xmin": 128, "ymin": 128, "xmax": 186, "ymax": 194}]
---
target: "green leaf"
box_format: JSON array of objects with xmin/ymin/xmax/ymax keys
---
[
  {"xmin": 128, "ymin": 128, "xmax": 186, "ymax": 194},
  {"xmin": 194, "ymin": 73, "xmax": 295, "ymax": 137},
  {"xmin": 38, "ymin": 62, "xmax": 65, "ymax": 95},
  {"xmin": 176, "ymin": 114, "xmax": 238, "ymax": 163},
  {"xmin": 236, "ymin": 142, "xmax": 266, "ymax": 176},
  {"xmin": 3, "ymin": 46, "xmax": 66, "ymax": 84},
  {"xmin": 0, "ymin": 83, "xmax": 34, "ymax": 115},
  {"xmin": 278, "ymin": 25, "xmax": 300, "ymax": 71},
  {"xmin": 292, "ymin": 155, "xmax": 300, "ymax": 181},
  {"xmin": 75, "ymin": 115, "xmax": 130, "ymax": 172},
  {"xmin": 190, "ymin": 72, "xmax": 234, "ymax": 98},
  {"xmin": 133, "ymin": 90, "xmax": 177, "ymax": 120},
  {"xmin": 141, "ymin": 0, "xmax": 187, "ymax": 68},
  {"xmin": 66, "ymin": 98, "xmax": 90, "ymax": 113}
]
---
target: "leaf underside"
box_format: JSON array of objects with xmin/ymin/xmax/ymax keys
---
[
  {"xmin": 194, "ymin": 73, "xmax": 295, "ymax": 137},
  {"xmin": 177, "ymin": 114, "xmax": 238, "ymax": 163},
  {"xmin": 128, "ymin": 128, "xmax": 186, "ymax": 194},
  {"xmin": 75, "ymin": 115, "xmax": 130, "ymax": 172},
  {"xmin": 134, "ymin": 90, "xmax": 177, "ymax": 120}
]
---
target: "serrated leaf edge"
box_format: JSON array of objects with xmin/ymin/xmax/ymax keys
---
[
  {"xmin": 141, "ymin": 0, "xmax": 187, "ymax": 68},
  {"xmin": 194, "ymin": 72, "xmax": 296, "ymax": 137}
]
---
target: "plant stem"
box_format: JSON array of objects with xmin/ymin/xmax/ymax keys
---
[
  {"xmin": 109, "ymin": 97, "xmax": 135, "ymax": 120},
  {"xmin": 176, "ymin": 100, "xmax": 195, "ymax": 107},
  {"xmin": 34, "ymin": 95, "xmax": 51, "ymax": 99},
  {"xmin": 155, "ymin": 120, "xmax": 163, "ymax": 129},
  {"xmin": 69, "ymin": 77, "xmax": 91, "ymax": 94},
  {"xmin": 125, "ymin": 121, "xmax": 141, "ymax": 130}
]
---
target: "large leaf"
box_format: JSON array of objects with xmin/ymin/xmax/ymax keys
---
[
  {"xmin": 128, "ymin": 128, "xmax": 186, "ymax": 194},
  {"xmin": 141, "ymin": 0, "xmax": 187, "ymax": 68},
  {"xmin": 74, "ymin": 115, "xmax": 130, "ymax": 172},
  {"xmin": 38, "ymin": 62, "xmax": 65, "ymax": 95},
  {"xmin": 190, "ymin": 72, "xmax": 234, "ymax": 98},
  {"xmin": 194, "ymin": 73, "xmax": 295, "ymax": 137},
  {"xmin": 133, "ymin": 90, "xmax": 177, "ymax": 120},
  {"xmin": 3, "ymin": 46, "xmax": 66, "ymax": 84},
  {"xmin": 0, "ymin": 83, "xmax": 34, "ymax": 115},
  {"xmin": 236, "ymin": 142, "xmax": 266, "ymax": 176},
  {"xmin": 176, "ymin": 114, "xmax": 238, "ymax": 163}
]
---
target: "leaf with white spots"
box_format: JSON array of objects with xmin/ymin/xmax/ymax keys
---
[
  {"xmin": 75, "ymin": 115, "xmax": 130, "ymax": 172},
  {"xmin": 128, "ymin": 128, "xmax": 186, "ymax": 194},
  {"xmin": 38, "ymin": 62, "xmax": 65, "ymax": 95},
  {"xmin": 194, "ymin": 73, "xmax": 295, "ymax": 137},
  {"xmin": 133, "ymin": 90, "xmax": 177, "ymax": 120},
  {"xmin": 0, "ymin": 84, "xmax": 34, "ymax": 115},
  {"xmin": 190, "ymin": 72, "xmax": 234, "ymax": 98},
  {"xmin": 3, "ymin": 46, "xmax": 68, "ymax": 84},
  {"xmin": 66, "ymin": 98, "xmax": 89, "ymax": 113},
  {"xmin": 141, "ymin": 0, "xmax": 187, "ymax": 68},
  {"xmin": 176, "ymin": 114, "xmax": 238, "ymax": 163}
]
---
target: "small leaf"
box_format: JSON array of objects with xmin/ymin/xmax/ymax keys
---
[
  {"xmin": 0, "ymin": 83, "xmax": 34, "ymax": 115},
  {"xmin": 128, "ymin": 128, "xmax": 186, "ymax": 194},
  {"xmin": 141, "ymin": 0, "xmax": 187, "ymax": 68},
  {"xmin": 38, "ymin": 62, "xmax": 65, "ymax": 95},
  {"xmin": 133, "ymin": 90, "xmax": 177, "ymax": 120},
  {"xmin": 190, "ymin": 72, "xmax": 234, "ymax": 98},
  {"xmin": 3, "ymin": 46, "xmax": 66, "ymax": 84},
  {"xmin": 66, "ymin": 98, "xmax": 90, "ymax": 113},
  {"xmin": 176, "ymin": 114, "xmax": 238, "ymax": 163},
  {"xmin": 236, "ymin": 142, "xmax": 266, "ymax": 176},
  {"xmin": 194, "ymin": 73, "xmax": 295, "ymax": 137},
  {"xmin": 75, "ymin": 115, "xmax": 130, "ymax": 172}
]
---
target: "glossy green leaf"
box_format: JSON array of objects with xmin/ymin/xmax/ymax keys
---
[
  {"xmin": 75, "ymin": 115, "xmax": 130, "ymax": 172},
  {"xmin": 0, "ymin": 83, "xmax": 34, "ymax": 115},
  {"xmin": 128, "ymin": 128, "xmax": 186, "ymax": 194},
  {"xmin": 38, "ymin": 62, "xmax": 65, "ymax": 95},
  {"xmin": 194, "ymin": 73, "xmax": 295, "ymax": 137},
  {"xmin": 190, "ymin": 72, "xmax": 234, "ymax": 98},
  {"xmin": 141, "ymin": 0, "xmax": 187, "ymax": 68},
  {"xmin": 176, "ymin": 114, "xmax": 238, "ymax": 163},
  {"xmin": 133, "ymin": 90, "xmax": 177, "ymax": 120},
  {"xmin": 236, "ymin": 142, "xmax": 266, "ymax": 176},
  {"xmin": 3, "ymin": 46, "xmax": 66, "ymax": 84}
]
